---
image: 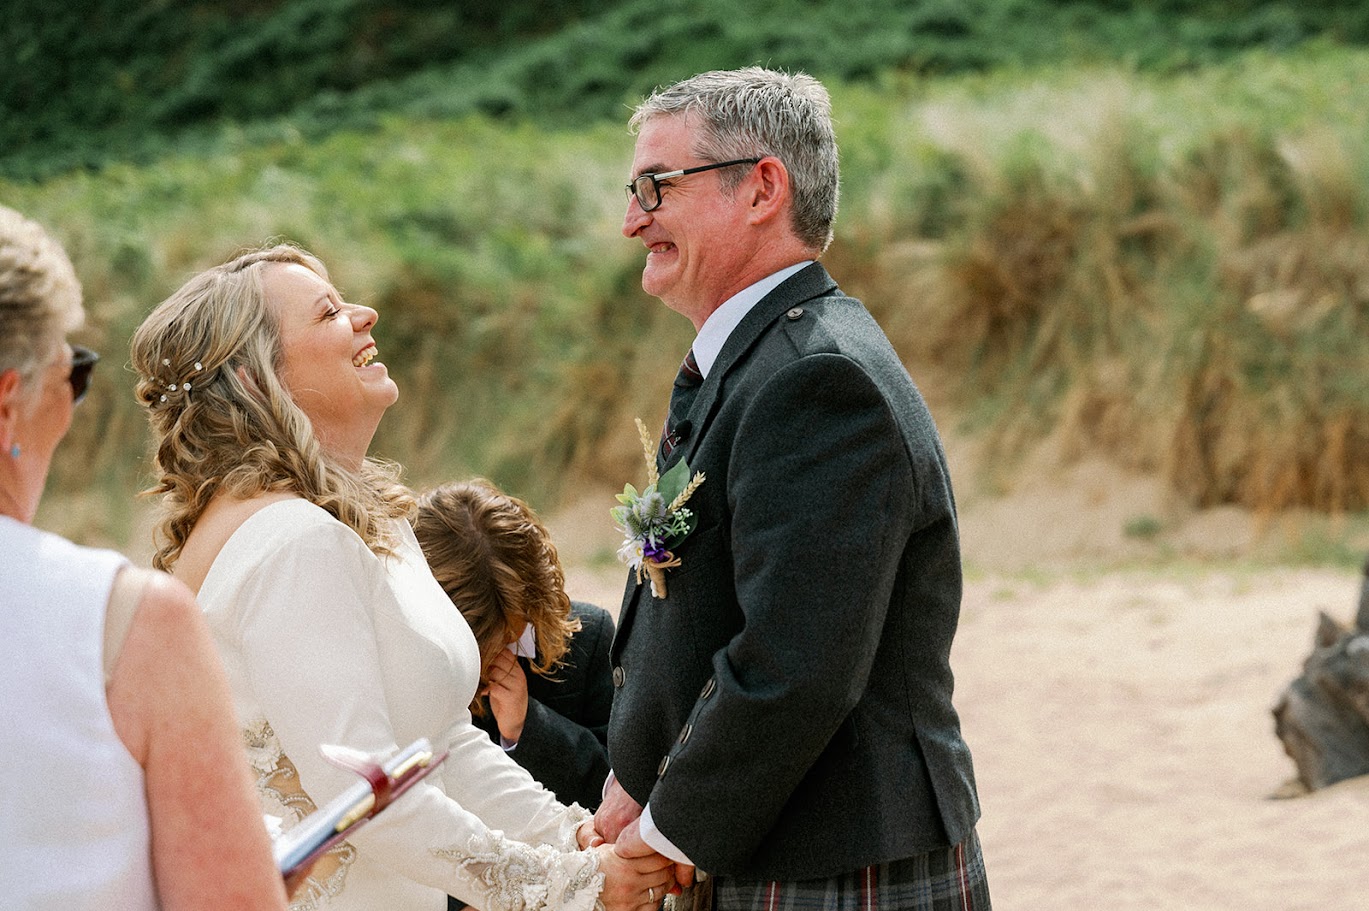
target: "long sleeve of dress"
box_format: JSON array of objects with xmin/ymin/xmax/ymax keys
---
[{"xmin": 206, "ymin": 503, "xmax": 601, "ymax": 911}]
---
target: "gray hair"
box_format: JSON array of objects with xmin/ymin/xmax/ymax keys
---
[
  {"xmin": 630, "ymin": 67, "xmax": 840, "ymax": 252},
  {"xmin": 0, "ymin": 206, "xmax": 83, "ymax": 405}
]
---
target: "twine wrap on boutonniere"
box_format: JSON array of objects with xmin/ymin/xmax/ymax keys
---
[{"xmin": 610, "ymin": 418, "xmax": 706, "ymax": 598}]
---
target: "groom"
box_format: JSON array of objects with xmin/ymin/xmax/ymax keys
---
[{"xmin": 595, "ymin": 67, "xmax": 991, "ymax": 909}]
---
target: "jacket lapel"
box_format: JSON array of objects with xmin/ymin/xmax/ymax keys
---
[
  {"xmin": 674, "ymin": 261, "xmax": 837, "ymax": 469},
  {"xmin": 614, "ymin": 262, "xmax": 839, "ymax": 657}
]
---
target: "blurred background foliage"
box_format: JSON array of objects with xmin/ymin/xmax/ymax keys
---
[
  {"xmin": 8, "ymin": 0, "xmax": 1369, "ymax": 181},
  {"xmin": 1, "ymin": 0, "xmax": 1366, "ymax": 553}
]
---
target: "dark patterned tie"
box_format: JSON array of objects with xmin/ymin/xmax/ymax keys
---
[{"xmin": 660, "ymin": 348, "xmax": 702, "ymax": 461}]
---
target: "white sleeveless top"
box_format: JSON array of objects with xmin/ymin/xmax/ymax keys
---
[{"xmin": 0, "ymin": 516, "xmax": 156, "ymax": 911}]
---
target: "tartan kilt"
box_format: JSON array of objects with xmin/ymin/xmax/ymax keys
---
[{"xmin": 710, "ymin": 831, "xmax": 990, "ymax": 911}]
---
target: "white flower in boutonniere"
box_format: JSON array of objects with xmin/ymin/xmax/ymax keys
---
[{"xmin": 610, "ymin": 418, "xmax": 706, "ymax": 599}]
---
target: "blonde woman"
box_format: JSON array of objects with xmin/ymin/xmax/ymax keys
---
[
  {"xmin": 0, "ymin": 207, "xmax": 288, "ymax": 910},
  {"xmin": 130, "ymin": 245, "xmax": 671, "ymax": 911}
]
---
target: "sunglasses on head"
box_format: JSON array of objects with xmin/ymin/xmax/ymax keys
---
[{"xmin": 69, "ymin": 346, "xmax": 98, "ymax": 404}]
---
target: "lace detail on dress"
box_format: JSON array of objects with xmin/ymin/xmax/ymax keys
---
[
  {"xmin": 243, "ymin": 718, "xmax": 357, "ymax": 910},
  {"xmin": 555, "ymin": 802, "xmax": 596, "ymax": 851},
  {"xmin": 432, "ymin": 830, "xmax": 604, "ymax": 911}
]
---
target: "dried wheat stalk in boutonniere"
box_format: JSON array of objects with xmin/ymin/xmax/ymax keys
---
[{"xmin": 610, "ymin": 418, "xmax": 706, "ymax": 598}]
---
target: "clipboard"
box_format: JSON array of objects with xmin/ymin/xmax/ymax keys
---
[{"xmin": 274, "ymin": 737, "xmax": 448, "ymax": 885}]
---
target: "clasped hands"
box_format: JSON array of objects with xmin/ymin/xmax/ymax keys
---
[
  {"xmin": 485, "ymin": 653, "xmax": 691, "ymax": 909},
  {"xmin": 578, "ymin": 778, "xmax": 695, "ymax": 911}
]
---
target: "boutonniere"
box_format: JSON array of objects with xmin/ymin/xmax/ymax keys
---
[{"xmin": 611, "ymin": 418, "xmax": 706, "ymax": 598}]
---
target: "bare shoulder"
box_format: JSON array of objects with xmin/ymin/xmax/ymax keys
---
[
  {"xmin": 107, "ymin": 566, "xmax": 219, "ymax": 764},
  {"xmin": 126, "ymin": 567, "xmax": 197, "ymax": 620},
  {"xmin": 116, "ymin": 568, "xmax": 215, "ymax": 664},
  {"xmin": 175, "ymin": 492, "xmax": 302, "ymax": 593}
]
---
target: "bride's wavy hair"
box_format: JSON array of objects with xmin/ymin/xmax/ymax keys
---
[{"xmin": 130, "ymin": 243, "xmax": 414, "ymax": 572}]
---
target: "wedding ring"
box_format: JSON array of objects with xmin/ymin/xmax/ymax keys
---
[{"xmin": 649, "ymin": 887, "xmax": 656, "ymax": 903}]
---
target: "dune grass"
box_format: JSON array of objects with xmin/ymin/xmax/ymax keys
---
[{"xmin": 9, "ymin": 47, "xmax": 1367, "ymax": 551}]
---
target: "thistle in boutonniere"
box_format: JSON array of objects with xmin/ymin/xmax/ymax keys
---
[{"xmin": 611, "ymin": 418, "xmax": 706, "ymax": 598}]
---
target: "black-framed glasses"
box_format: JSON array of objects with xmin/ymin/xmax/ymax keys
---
[
  {"xmin": 625, "ymin": 157, "xmax": 762, "ymax": 212},
  {"xmin": 68, "ymin": 345, "xmax": 98, "ymax": 404}
]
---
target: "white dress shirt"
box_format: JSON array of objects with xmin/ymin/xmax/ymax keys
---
[{"xmin": 690, "ymin": 261, "xmax": 813, "ymax": 378}]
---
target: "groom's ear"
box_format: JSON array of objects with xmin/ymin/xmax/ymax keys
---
[{"xmin": 744, "ymin": 157, "xmax": 790, "ymax": 227}]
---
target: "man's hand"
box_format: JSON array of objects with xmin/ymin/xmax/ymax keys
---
[
  {"xmin": 485, "ymin": 649, "xmax": 529, "ymax": 745},
  {"xmin": 615, "ymin": 818, "xmax": 695, "ymax": 892},
  {"xmin": 594, "ymin": 776, "xmax": 643, "ymax": 843}
]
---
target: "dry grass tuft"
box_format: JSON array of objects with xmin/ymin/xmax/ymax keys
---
[{"xmin": 860, "ymin": 91, "xmax": 1367, "ymax": 514}]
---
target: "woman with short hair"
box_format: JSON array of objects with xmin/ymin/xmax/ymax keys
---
[{"xmin": 0, "ymin": 205, "xmax": 288, "ymax": 911}]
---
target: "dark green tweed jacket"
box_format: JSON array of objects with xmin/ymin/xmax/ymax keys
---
[{"xmin": 608, "ymin": 262, "xmax": 982, "ymax": 880}]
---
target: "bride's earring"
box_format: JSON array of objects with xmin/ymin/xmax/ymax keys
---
[{"xmin": 8, "ymin": 443, "xmax": 18, "ymax": 459}]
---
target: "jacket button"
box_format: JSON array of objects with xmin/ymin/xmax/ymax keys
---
[
  {"xmin": 657, "ymin": 755, "xmax": 671, "ymax": 778},
  {"xmin": 786, "ymin": 307, "xmax": 804, "ymax": 320},
  {"xmin": 678, "ymin": 724, "xmax": 692, "ymax": 744},
  {"xmin": 699, "ymin": 677, "xmax": 716, "ymax": 700},
  {"xmin": 612, "ymin": 666, "xmax": 625, "ymax": 687}
]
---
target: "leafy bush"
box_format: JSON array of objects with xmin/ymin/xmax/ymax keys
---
[
  {"xmin": 6, "ymin": 46, "xmax": 1368, "ymax": 551},
  {"xmin": 7, "ymin": 0, "xmax": 1369, "ymax": 181},
  {"xmin": 843, "ymin": 51, "xmax": 1369, "ymax": 513}
]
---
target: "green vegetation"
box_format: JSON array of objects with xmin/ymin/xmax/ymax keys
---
[
  {"xmin": 7, "ymin": 0, "xmax": 1369, "ymax": 181},
  {"xmin": 12, "ymin": 116, "xmax": 682, "ymax": 547},
  {"xmin": 851, "ymin": 50, "xmax": 1369, "ymax": 517},
  {"xmin": 3, "ymin": 5, "xmax": 1367, "ymax": 553},
  {"xmin": 1124, "ymin": 516, "xmax": 1165, "ymax": 541}
]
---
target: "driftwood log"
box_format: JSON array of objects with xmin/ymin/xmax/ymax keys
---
[{"xmin": 1272, "ymin": 555, "xmax": 1369, "ymax": 791}]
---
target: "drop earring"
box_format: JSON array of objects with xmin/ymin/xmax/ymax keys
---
[{"xmin": 8, "ymin": 443, "xmax": 19, "ymax": 459}]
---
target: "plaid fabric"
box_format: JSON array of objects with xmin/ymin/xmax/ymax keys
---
[{"xmin": 711, "ymin": 832, "xmax": 990, "ymax": 911}]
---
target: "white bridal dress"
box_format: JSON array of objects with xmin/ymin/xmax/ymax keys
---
[{"xmin": 197, "ymin": 499, "xmax": 602, "ymax": 911}]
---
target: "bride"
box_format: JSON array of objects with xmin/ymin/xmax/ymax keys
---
[{"xmin": 130, "ymin": 244, "xmax": 671, "ymax": 911}]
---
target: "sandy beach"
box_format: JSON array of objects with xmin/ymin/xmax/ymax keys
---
[
  {"xmin": 550, "ymin": 447, "xmax": 1369, "ymax": 910},
  {"xmin": 954, "ymin": 567, "xmax": 1368, "ymax": 910}
]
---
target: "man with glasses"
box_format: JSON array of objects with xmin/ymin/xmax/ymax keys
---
[{"xmin": 595, "ymin": 68, "xmax": 991, "ymax": 911}]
